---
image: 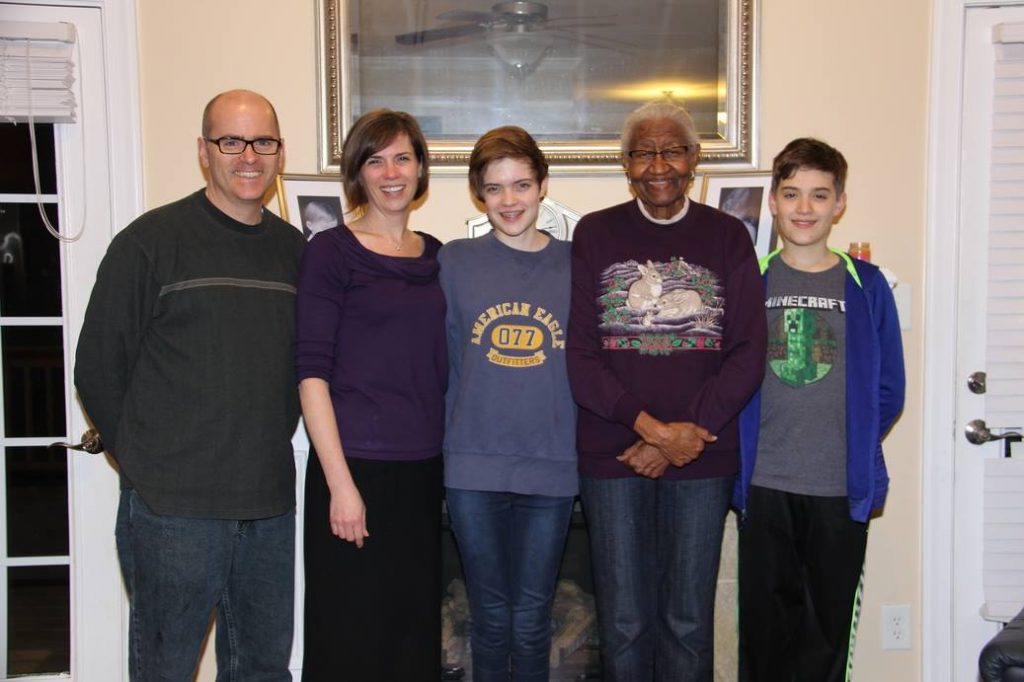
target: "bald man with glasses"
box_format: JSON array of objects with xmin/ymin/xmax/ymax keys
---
[{"xmin": 75, "ymin": 89, "xmax": 304, "ymax": 681}]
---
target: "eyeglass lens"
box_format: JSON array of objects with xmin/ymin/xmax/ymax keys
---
[
  {"xmin": 629, "ymin": 146, "xmax": 689, "ymax": 162},
  {"xmin": 210, "ymin": 137, "xmax": 280, "ymax": 155}
]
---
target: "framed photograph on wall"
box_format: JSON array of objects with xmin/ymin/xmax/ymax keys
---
[
  {"xmin": 700, "ymin": 171, "xmax": 775, "ymax": 257},
  {"xmin": 316, "ymin": 0, "xmax": 758, "ymax": 172},
  {"xmin": 275, "ymin": 174, "xmax": 346, "ymax": 240}
]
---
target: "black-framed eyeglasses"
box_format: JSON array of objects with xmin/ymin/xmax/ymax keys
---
[
  {"xmin": 205, "ymin": 136, "xmax": 282, "ymax": 155},
  {"xmin": 626, "ymin": 146, "xmax": 693, "ymax": 163}
]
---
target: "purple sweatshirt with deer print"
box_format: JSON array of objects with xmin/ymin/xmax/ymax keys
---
[{"xmin": 567, "ymin": 199, "xmax": 767, "ymax": 480}]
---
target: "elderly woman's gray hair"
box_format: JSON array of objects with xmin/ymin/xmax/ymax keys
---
[{"xmin": 620, "ymin": 99, "xmax": 701, "ymax": 156}]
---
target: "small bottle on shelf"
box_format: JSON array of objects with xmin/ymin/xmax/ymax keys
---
[{"xmin": 848, "ymin": 241, "xmax": 871, "ymax": 262}]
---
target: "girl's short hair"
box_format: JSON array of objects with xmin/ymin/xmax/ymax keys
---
[{"xmin": 468, "ymin": 126, "xmax": 549, "ymax": 202}]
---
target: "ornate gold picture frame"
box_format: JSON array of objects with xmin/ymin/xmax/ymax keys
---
[{"xmin": 317, "ymin": 0, "xmax": 758, "ymax": 173}]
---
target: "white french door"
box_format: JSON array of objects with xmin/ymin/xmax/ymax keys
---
[
  {"xmin": 925, "ymin": 2, "xmax": 1024, "ymax": 680},
  {"xmin": 0, "ymin": 2, "xmax": 142, "ymax": 680}
]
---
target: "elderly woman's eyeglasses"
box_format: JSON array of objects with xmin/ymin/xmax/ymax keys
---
[
  {"xmin": 205, "ymin": 136, "xmax": 282, "ymax": 155},
  {"xmin": 626, "ymin": 146, "xmax": 692, "ymax": 163}
]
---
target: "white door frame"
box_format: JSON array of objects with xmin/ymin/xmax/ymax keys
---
[
  {"xmin": 924, "ymin": 1, "xmax": 1024, "ymax": 680},
  {"xmin": 5, "ymin": 0, "xmax": 144, "ymax": 679},
  {"xmin": 65, "ymin": 1, "xmax": 143, "ymax": 678}
]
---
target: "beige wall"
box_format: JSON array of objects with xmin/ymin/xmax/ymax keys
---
[{"xmin": 136, "ymin": 1, "xmax": 930, "ymax": 679}]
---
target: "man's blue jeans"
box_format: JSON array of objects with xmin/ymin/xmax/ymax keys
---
[
  {"xmin": 579, "ymin": 474, "xmax": 733, "ymax": 682},
  {"xmin": 115, "ymin": 488, "xmax": 295, "ymax": 682},
  {"xmin": 446, "ymin": 488, "xmax": 574, "ymax": 682}
]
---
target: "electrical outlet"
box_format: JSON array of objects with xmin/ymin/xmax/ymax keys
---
[{"xmin": 882, "ymin": 604, "xmax": 912, "ymax": 650}]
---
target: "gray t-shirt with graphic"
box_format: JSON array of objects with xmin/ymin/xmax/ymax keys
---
[{"xmin": 752, "ymin": 257, "xmax": 847, "ymax": 496}]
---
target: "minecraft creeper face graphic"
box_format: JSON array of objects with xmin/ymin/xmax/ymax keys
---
[{"xmin": 769, "ymin": 308, "xmax": 836, "ymax": 388}]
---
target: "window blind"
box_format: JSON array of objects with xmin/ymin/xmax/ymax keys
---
[
  {"xmin": 0, "ymin": 20, "xmax": 76, "ymax": 123},
  {"xmin": 981, "ymin": 21, "xmax": 1024, "ymax": 623}
]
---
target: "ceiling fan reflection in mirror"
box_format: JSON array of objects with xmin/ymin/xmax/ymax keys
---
[{"xmin": 394, "ymin": 1, "xmax": 620, "ymax": 77}]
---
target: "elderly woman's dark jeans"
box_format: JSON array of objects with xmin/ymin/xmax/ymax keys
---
[{"xmin": 580, "ymin": 474, "xmax": 732, "ymax": 682}]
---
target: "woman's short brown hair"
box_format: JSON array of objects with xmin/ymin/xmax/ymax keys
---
[
  {"xmin": 468, "ymin": 126, "xmax": 548, "ymax": 202},
  {"xmin": 341, "ymin": 109, "xmax": 430, "ymax": 209}
]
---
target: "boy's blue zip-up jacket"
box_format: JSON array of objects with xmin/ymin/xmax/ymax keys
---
[{"xmin": 733, "ymin": 248, "xmax": 906, "ymax": 523}]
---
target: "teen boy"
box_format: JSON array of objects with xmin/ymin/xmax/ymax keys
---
[{"xmin": 734, "ymin": 138, "xmax": 905, "ymax": 682}]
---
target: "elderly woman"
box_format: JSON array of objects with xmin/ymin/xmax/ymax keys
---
[
  {"xmin": 296, "ymin": 109, "xmax": 446, "ymax": 681},
  {"xmin": 566, "ymin": 99, "xmax": 767, "ymax": 681}
]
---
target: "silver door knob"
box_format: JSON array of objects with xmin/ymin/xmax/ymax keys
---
[
  {"xmin": 50, "ymin": 428, "xmax": 104, "ymax": 454},
  {"xmin": 966, "ymin": 419, "xmax": 1021, "ymax": 445},
  {"xmin": 968, "ymin": 371, "xmax": 987, "ymax": 395}
]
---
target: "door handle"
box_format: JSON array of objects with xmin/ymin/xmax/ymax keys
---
[
  {"xmin": 50, "ymin": 428, "xmax": 104, "ymax": 454},
  {"xmin": 966, "ymin": 419, "xmax": 1023, "ymax": 457}
]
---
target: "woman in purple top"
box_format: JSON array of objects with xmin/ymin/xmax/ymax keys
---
[
  {"xmin": 296, "ymin": 109, "xmax": 447, "ymax": 681},
  {"xmin": 566, "ymin": 99, "xmax": 767, "ymax": 681}
]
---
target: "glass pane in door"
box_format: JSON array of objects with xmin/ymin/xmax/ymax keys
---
[
  {"xmin": 0, "ymin": 124, "xmax": 56, "ymax": 194},
  {"xmin": 6, "ymin": 446, "xmax": 69, "ymax": 557},
  {"xmin": 6, "ymin": 565, "xmax": 71, "ymax": 676},
  {"xmin": 0, "ymin": 202, "xmax": 62, "ymax": 317},
  {"xmin": 1, "ymin": 121, "xmax": 71, "ymax": 678},
  {"xmin": 2, "ymin": 326, "xmax": 66, "ymax": 438}
]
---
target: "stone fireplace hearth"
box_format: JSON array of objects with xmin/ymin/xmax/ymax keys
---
[{"xmin": 441, "ymin": 502, "xmax": 601, "ymax": 680}]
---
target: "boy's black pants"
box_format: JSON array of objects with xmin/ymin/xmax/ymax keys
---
[{"xmin": 738, "ymin": 485, "xmax": 869, "ymax": 682}]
